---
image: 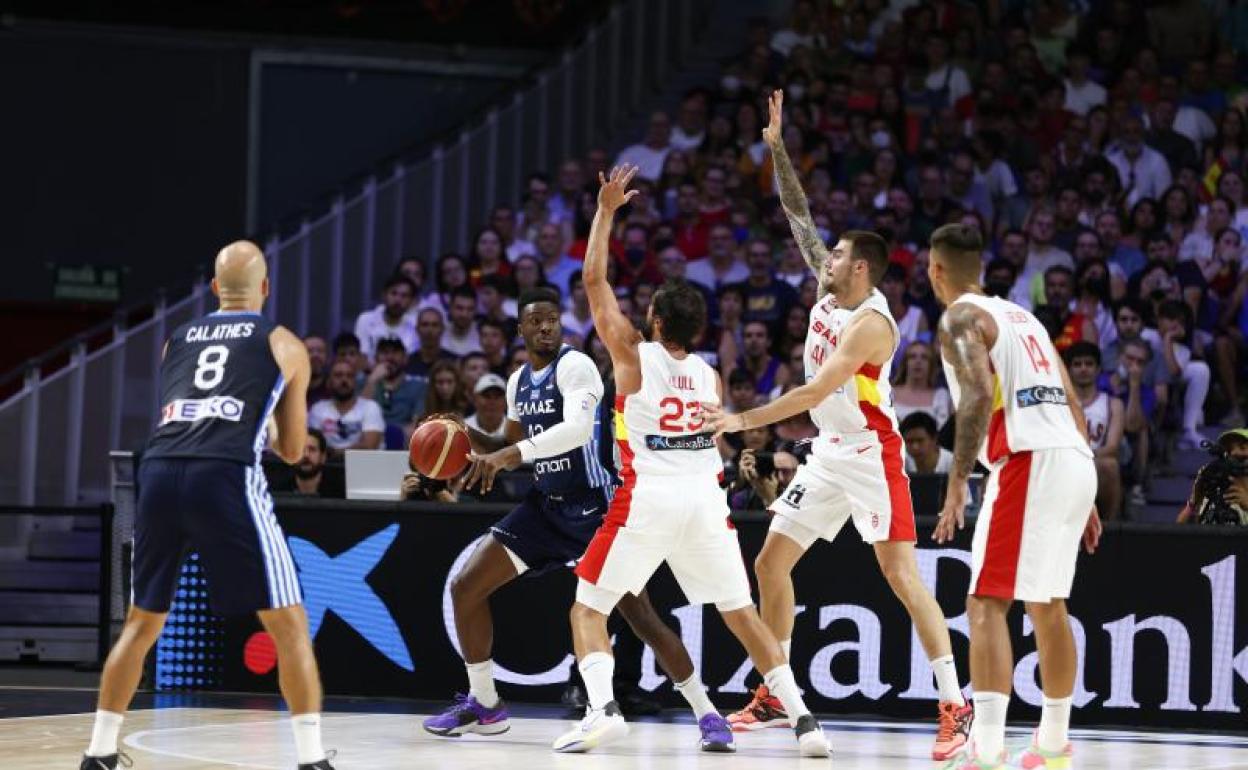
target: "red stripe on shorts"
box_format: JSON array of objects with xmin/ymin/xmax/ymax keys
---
[
  {"xmin": 574, "ymin": 396, "xmax": 635, "ymax": 584},
  {"xmin": 974, "ymin": 450, "xmax": 1032, "ymax": 599},
  {"xmin": 860, "ymin": 402, "xmax": 916, "ymax": 541}
]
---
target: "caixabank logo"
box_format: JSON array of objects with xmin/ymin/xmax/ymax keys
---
[{"xmin": 166, "ymin": 521, "xmax": 1248, "ymax": 729}]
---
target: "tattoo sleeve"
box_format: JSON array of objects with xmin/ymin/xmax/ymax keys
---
[
  {"xmin": 939, "ymin": 305, "xmax": 994, "ymax": 479},
  {"xmin": 770, "ymin": 140, "xmax": 831, "ymax": 296}
]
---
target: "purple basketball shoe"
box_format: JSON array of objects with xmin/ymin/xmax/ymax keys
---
[
  {"xmin": 698, "ymin": 713, "xmax": 736, "ymax": 753},
  {"xmin": 422, "ymin": 694, "xmax": 511, "ymax": 737}
]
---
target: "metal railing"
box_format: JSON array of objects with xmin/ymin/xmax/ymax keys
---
[{"xmin": 0, "ymin": 0, "xmax": 702, "ymax": 507}]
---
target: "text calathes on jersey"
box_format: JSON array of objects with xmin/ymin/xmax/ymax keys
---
[{"xmin": 644, "ymin": 432, "xmax": 717, "ymax": 451}]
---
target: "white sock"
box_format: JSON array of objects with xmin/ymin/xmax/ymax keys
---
[
  {"xmin": 763, "ymin": 664, "xmax": 810, "ymax": 724},
  {"xmin": 971, "ymin": 691, "xmax": 1009, "ymax": 760},
  {"xmin": 674, "ymin": 674, "xmax": 717, "ymax": 719},
  {"xmin": 86, "ymin": 710, "xmax": 124, "ymax": 757},
  {"xmin": 1037, "ymin": 696, "xmax": 1073, "ymax": 752},
  {"xmin": 780, "ymin": 639, "xmax": 792, "ymax": 660},
  {"xmin": 931, "ymin": 655, "xmax": 965, "ymax": 706},
  {"xmin": 578, "ymin": 652, "xmax": 615, "ymax": 711},
  {"xmin": 465, "ymin": 659, "xmax": 499, "ymax": 708},
  {"xmin": 290, "ymin": 713, "xmax": 325, "ymax": 765}
]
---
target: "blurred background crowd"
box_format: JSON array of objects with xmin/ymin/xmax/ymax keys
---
[{"xmin": 281, "ymin": 0, "xmax": 1248, "ymax": 525}]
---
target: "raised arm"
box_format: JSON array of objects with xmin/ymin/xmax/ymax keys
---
[
  {"xmin": 933, "ymin": 302, "xmax": 996, "ymax": 543},
  {"xmin": 706, "ymin": 312, "xmax": 891, "ymax": 432},
  {"xmin": 764, "ymin": 89, "xmax": 831, "ymax": 297},
  {"xmin": 586, "ymin": 165, "xmax": 645, "ymax": 394}
]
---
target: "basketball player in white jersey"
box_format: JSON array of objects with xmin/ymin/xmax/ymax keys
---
[
  {"xmin": 1065, "ymin": 341, "xmax": 1125, "ymax": 520},
  {"xmin": 708, "ymin": 90, "xmax": 971, "ymax": 762},
  {"xmin": 704, "ymin": 232, "xmax": 973, "ymax": 760},
  {"xmin": 553, "ymin": 164, "xmax": 829, "ymax": 757},
  {"xmin": 928, "ymin": 223, "xmax": 1102, "ymax": 770}
]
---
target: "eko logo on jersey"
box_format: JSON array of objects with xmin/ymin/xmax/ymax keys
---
[
  {"xmin": 645, "ymin": 433, "xmax": 716, "ymax": 451},
  {"xmin": 160, "ymin": 396, "xmax": 245, "ymax": 424},
  {"xmin": 1015, "ymin": 385, "xmax": 1068, "ymax": 408}
]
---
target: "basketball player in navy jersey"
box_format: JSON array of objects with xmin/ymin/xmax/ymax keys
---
[
  {"xmin": 81, "ymin": 242, "xmax": 334, "ymax": 770},
  {"xmin": 422, "ymin": 287, "xmax": 733, "ymax": 752}
]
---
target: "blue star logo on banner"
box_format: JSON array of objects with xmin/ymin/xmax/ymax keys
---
[{"xmin": 288, "ymin": 523, "xmax": 413, "ymax": 671}]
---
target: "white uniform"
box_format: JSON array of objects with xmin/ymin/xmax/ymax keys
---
[
  {"xmin": 1082, "ymin": 391, "xmax": 1110, "ymax": 451},
  {"xmin": 941, "ymin": 293, "xmax": 1096, "ymax": 603},
  {"xmin": 771, "ymin": 290, "xmax": 917, "ymax": 550},
  {"xmin": 575, "ymin": 342, "xmax": 752, "ymax": 612}
]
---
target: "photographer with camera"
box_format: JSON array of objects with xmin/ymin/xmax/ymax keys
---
[
  {"xmin": 1177, "ymin": 428, "xmax": 1248, "ymax": 526},
  {"xmin": 731, "ymin": 448, "xmax": 799, "ymax": 510}
]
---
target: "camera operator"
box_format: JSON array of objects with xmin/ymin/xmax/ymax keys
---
[
  {"xmin": 1177, "ymin": 428, "xmax": 1248, "ymax": 525},
  {"xmin": 731, "ymin": 448, "xmax": 799, "ymax": 510}
]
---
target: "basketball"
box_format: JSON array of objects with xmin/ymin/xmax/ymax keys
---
[{"xmin": 409, "ymin": 418, "xmax": 471, "ymax": 480}]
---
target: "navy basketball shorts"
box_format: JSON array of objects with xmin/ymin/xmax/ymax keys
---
[
  {"xmin": 133, "ymin": 457, "xmax": 302, "ymax": 616},
  {"xmin": 489, "ymin": 486, "xmax": 611, "ymax": 576}
]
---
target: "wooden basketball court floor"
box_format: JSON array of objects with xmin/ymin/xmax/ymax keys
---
[{"xmin": 4, "ymin": 692, "xmax": 1248, "ymax": 769}]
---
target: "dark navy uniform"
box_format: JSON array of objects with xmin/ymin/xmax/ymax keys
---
[
  {"xmin": 490, "ymin": 346, "xmax": 618, "ymax": 574},
  {"xmin": 134, "ymin": 310, "xmax": 301, "ymax": 616}
]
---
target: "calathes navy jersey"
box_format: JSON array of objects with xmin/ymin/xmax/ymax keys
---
[{"xmin": 144, "ymin": 311, "xmax": 285, "ymax": 464}]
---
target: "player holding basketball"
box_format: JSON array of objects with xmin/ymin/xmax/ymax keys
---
[
  {"xmin": 421, "ymin": 287, "xmax": 734, "ymax": 752},
  {"xmin": 81, "ymin": 242, "xmax": 334, "ymax": 770},
  {"xmin": 928, "ymin": 223, "xmax": 1101, "ymax": 770},
  {"xmin": 705, "ymin": 90, "xmax": 972, "ymax": 762},
  {"xmin": 555, "ymin": 164, "xmax": 829, "ymax": 757}
]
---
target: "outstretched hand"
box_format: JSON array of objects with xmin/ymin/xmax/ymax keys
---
[
  {"xmin": 932, "ymin": 481, "xmax": 967, "ymax": 544},
  {"xmin": 463, "ymin": 445, "xmax": 522, "ymax": 495},
  {"xmin": 597, "ymin": 164, "xmax": 640, "ymax": 212},
  {"xmin": 702, "ymin": 403, "xmax": 744, "ymax": 436},
  {"xmin": 763, "ymin": 89, "xmax": 784, "ymax": 147}
]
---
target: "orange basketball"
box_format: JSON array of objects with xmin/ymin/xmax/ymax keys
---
[{"xmin": 409, "ymin": 419, "xmax": 472, "ymax": 480}]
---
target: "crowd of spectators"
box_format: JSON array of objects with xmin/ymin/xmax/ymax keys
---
[{"xmin": 287, "ymin": 0, "xmax": 1248, "ymax": 522}]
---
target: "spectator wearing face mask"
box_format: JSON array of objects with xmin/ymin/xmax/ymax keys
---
[{"xmin": 1073, "ymin": 257, "xmax": 1117, "ymax": 349}]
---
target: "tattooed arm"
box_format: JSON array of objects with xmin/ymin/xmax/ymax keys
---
[
  {"xmin": 933, "ymin": 302, "xmax": 996, "ymax": 543},
  {"xmin": 763, "ymin": 90, "xmax": 831, "ymax": 297}
]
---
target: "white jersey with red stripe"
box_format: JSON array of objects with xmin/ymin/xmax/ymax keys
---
[
  {"xmin": 941, "ymin": 293, "xmax": 1092, "ymax": 466},
  {"xmin": 804, "ymin": 289, "xmax": 901, "ymax": 459},
  {"xmin": 615, "ymin": 341, "xmax": 723, "ymax": 477}
]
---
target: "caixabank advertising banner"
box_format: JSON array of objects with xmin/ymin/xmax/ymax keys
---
[{"xmin": 154, "ymin": 498, "xmax": 1248, "ymax": 730}]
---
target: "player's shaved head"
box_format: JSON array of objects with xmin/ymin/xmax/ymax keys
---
[
  {"xmin": 212, "ymin": 240, "xmax": 269, "ymax": 309},
  {"xmin": 928, "ymin": 223, "xmax": 984, "ymax": 305}
]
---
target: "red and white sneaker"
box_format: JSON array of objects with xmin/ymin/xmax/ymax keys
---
[
  {"xmin": 725, "ymin": 685, "xmax": 789, "ymax": 732},
  {"xmin": 933, "ymin": 700, "xmax": 974, "ymax": 761}
]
